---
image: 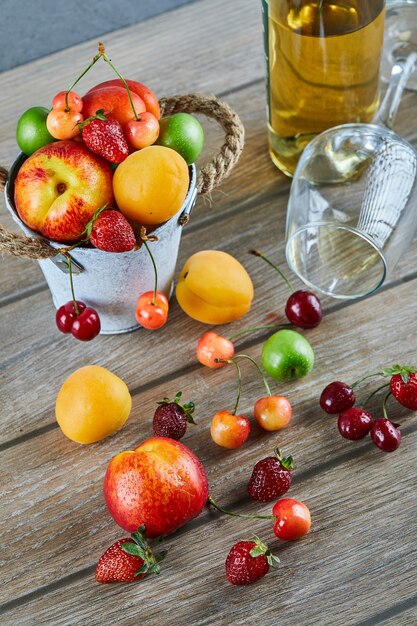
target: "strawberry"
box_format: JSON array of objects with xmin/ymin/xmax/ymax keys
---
[
  {"xmin": 80, "ymin": 110, "xmax": 129, "ymax": 163},
  {"xmin": 389, "ymin": 367, "xmax": 417, "ymax": 410},
  {"xmin": 247, "ymin": 448, "xmax": 293, "ymax": 502},
  {"xmin": 225, "ymin": 536, "xmax": 280, "ymax": 585},
  {"xmin": 88, "ymin": 208, "xmax": 136, "ymax": 253},
  {"xmin": 153, "ymin": 391, "xmax": 196, "ymax": 440},
  {"xmin": 96, "ymin": 525, "xmax": 166, "ymax": 584}
]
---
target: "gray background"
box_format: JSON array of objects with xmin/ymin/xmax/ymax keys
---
[{"xmin": 0, "ymin": 0, "xmax": 196, "ymax": 72}]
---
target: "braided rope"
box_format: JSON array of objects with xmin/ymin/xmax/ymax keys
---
[{"xmin": 0, "ymin": 93, "xmax": 244, "ymax": 259}]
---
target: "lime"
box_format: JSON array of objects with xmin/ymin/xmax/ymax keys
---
[
  {"xmin": 16, "ymin": 106, "xmax": 56, "ymax": 156},
  {"xmin": 156, "ymin": 113, "xmax": 204, "ymax": 164}
]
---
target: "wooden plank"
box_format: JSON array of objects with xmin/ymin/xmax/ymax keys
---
[
  {"xmin": 1, "ymin": 277, "xmax": 416, "ymax": 602},
  {"xmin": 1, "ymin": 427, "xmax": 416, "ymax": 625}
]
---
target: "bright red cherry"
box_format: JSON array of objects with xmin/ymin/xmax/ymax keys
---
[
  {"xmin": 56, "ymin": 300, "xmax": 100, "ymax": 341},
  {"xmin": 135, "ymin": 291, "xmax": 169, "ymax": 330},
  {"xmin": 254, "ymin": 395, "xmax": 292, "ymax": 431},
  {"xmin": 272, "ymin": 498, "xmax": 311, "ymax": 541},
  {"xmin": 338, "ymin": 407, "xmax": 373, "ymax": 440},
  {"xmin": 371, "ymin": 418, "xmax": 401, "ymax": 452},
  {"xmin": 196, "ymin": 331, "xmax": 235, "ymax": 369},
  {"xmin": 210, "ymin": 410, "xmax": 250, "ymax": 449},
  {"xmin": 285, "ymin": 290, "xmax": 322, "ymax": 329},
  {"xmin": 124, "ymin": 112, "xmax": 160, "ymax": 149},
  {"xmin": 52, "ymin": 90, "xmax": 83, "ymax": 112},
  {"xmin": 320, "ymin": 381, "xmax": 356, "ymax": 414}
]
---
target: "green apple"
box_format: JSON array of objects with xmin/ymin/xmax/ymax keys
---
[
  {"xmin": 16, "ymin": 106, "xmax": 56, "ymax": 156},
  {"xmin": 156, "ymin": 113, "xmax": 204, "ymax": 164},
  {"xmin": 262, "ymin": 329, "xmax": 314, "ymax": 381}
]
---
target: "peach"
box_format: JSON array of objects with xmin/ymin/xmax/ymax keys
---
[
  {"xmin": 14, "ymin": 140, "xmax": 114, "ymax": 242},
  {"xmin": 86, "ymin": 79, "xmax": 160, "ymax": 119},
  {"xmin": 113, "ymin": 146, "xmax": 189, "ymax": 227},
  {"xmin": 82, "ymin": 86, "xmax": 146, "ymax": 126},
  {"xmin": 176, "ymin": 250, "xmax": 254, "ymax": 324},
  {"xmin": 55, "ymin": 365, "xmax": 132, "ymax": 444}
]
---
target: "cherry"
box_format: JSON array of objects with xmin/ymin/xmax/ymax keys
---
[
  {"xmin": 320, "ymin": 381, "xmax": 356, "ymax": 414},
  {"xmin": 52, "ymin": 90, "xmax": 83, "ymax": 112},
  {"xmin": 210, "ymin": 410, "xmax": 250, "ymax": 449},
  {"xmin": 124, "ymin": 112, "xmax": 160, "ymax": 149},
  {"xmin": 196, "ymin": 331, "xmax": 235, "ymax": 369},
  {"xmin": 135, "ymin": 291, "xmax": 169, "ymax": 330},
  {"xmin": 254, "ymin": 395, "xmax": 292, "ymax": 432},
  {"xmin": 371, "ymin": 418, "xmax": 401, "ymax": 452},
  {"xmin": 56, "ymin": 300, "xmax": 100, "ymax": 341},
  {"xmin": 46, "ymin": 108, "xmax": 83, "ymax": 140},
  {"xmin": 250, "ymin": 250, "xmax": 322, "ymax": 329},
  {"xmin": 285, "ymin": 290, "xmax": 322, "ymax": 329},
  {"xmin": 272, "ymin": 498, "xmax": 311, "ymax": 541},
  {"xmin": 338, "ymin": 407, "xmax": 373, "ymax": 440}
]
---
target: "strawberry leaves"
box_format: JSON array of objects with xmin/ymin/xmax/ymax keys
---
[
  {"xmin": 381, "ymin": 365, "xmax": 417, "ymax": 384},
  {"xmin": 274, "ymin": 448, "xmax": 294, "ymax": 471},
  {"xmin": 157, "ymin": 391, "xmax": 197, "ymax": 425},
  {"xmin": 120, "ymin": 525, "xmax": 167, "ymax": 576}
]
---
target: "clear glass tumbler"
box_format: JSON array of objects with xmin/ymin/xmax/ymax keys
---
[{"xmin": 262, "ymin": 0, "xmax": 386, "ymax": 176}]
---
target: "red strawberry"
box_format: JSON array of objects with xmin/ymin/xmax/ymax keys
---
[
  {"xmin": 96, "ymin": 525, "xmax": 166, "ymax": 584},
  {"xmin": 247, "ymin": 448, "xmax": 293, "ymax": 502},
  {"xmin": 390, "ymin": 368, "xmax": 417, "ymax": 410},
  {"xmin": 153, "ymin": 391, "xmax": 196, "ymax": 440},
  {"xmin": 81, "ymin": 111, "xmax": 129, "ymax": 163},
  {"xmin": 225, "ymin": 537, "xmax": 279, "ymax": 585},
  {"xmin": 89, "ymin": 209, "xmax": 136, "ymax": 252}
]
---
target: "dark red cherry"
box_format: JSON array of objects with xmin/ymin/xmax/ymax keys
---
[
  {"xmin": 338, "ymin": 407, "xmax": 373, "ymax": 440},
  {"xmin": 56, "ymin": 301, "xmax": 86, "ymax": 333},
  {"xmin": 71, "ymin": 307, "xmax": 101, "ymax": 341},
  {"xmin": 320, "ymin": 381, "xmax": 356, "ymax": 414},
  {"xmin": 370, "ymin": 418, "xmax": 401, "ymax": 452},
  {"xmin": 285, "ymin": 290, "xmax": 322, "ymax": 329}
]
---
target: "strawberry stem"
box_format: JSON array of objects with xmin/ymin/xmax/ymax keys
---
[
  {"xmin": 227, "ymin": 323, "xmax": 291, "ymax": 341},
  {"xmin": 142, "ymin": 240, "xmax": 158, "ymax": 306},
  {"xmin": 208, "ymin": 495, "xmax": 274, "ymax": 520},
  {"xmin": 249, "ymin": 249, "xmax": 295, "ymax": 293},
  {"xmin": 233, "ymin": 354, "xmax": 272, "ymax": 397}
]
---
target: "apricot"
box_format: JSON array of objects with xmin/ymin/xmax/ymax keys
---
[
  {"xmin": 82, "ymin": 86, "xmax": 146, "ymax": 126},
  {"xmin": 113, "ymin": 146, "xmax": 189, "ymax": 226},
  {"xmin": 176, "ymin": 250, "xmax": 254, "ymax": 324},
  {"xmin": 55, "ymin": 365, "xmax": 132, "ymax": 444}
]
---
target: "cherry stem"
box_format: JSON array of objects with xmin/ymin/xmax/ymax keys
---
[
  {"xmin": 101, "ymin": 48, "xmax": 140, "ymax": 121},
  {"xmin": 142, "ymin": 240, "xmax": 158, "ymax": 305},
  {"xmin": 227, "ymin": 323, "xmax": 291, "ymax": 341},
  {"xmin": 249, "ymin": 250, "xmax": 295, "ymax": 293},
  {"xmin": 233, "ymin": 354, "xmax": 272, "ymax": 397},
  {"xmin": 231, "ymin": 359, "xmax": 243, "ymax": 416},
  {"xmin": 382, "ymin": 391, "xmax": 392, "ymax": 420},
  {"xmin": 351, "ymin": 371, "xmax": 385, "ymax": 389},
  {"xmin": 66, "ymin": 256, "xmax": 80, "ymax": 316},
  {"xmin": 362, "ymin": 382, "xmax": 390, "ymax": 407},
  {"xmin": 65, "ymin": 49, "xmax": 102, "ymax": 111},
  {"xmin": 208, "ymin": 496, "xmax": 274, "ymax": 520}
]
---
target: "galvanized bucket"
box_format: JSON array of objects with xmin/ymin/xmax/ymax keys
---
[
  {"xmin": 0, "ymin": 93, "xmax": 245, "ymax": 334},
  {"xmin": 4, "ymin": 155, "xmax": 197, "ymax": 333}
]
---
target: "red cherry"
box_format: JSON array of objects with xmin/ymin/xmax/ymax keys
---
[
  {"xmin": 196, "ymin": 331, "xmax": 235, "ymax": 369},
  {"xmin": 272, "ymin": 498, "xmax": 311, "ymax": 541},
  {"xmin": 254, "ymin": 395, "xmax": 292, "ymax": 431},
  {"xmin": 135, "ymin": 291, "xmax": 169, "ymax": 330},
  {"xmin": 285, "ymin": 290, "xmax": 322, "ymax": 329},
  {"xmin": 52, "ymin": 90, "xmax": 83, "ymax": 112},
  {"xmin": 338, "ymin": 407, "xmax": 373, "ymax": 440},
  {"xmin": 124, "ymin": 113, "xmax": 160, "ymax": 150},
  {"xmin": 370, "ymin": 418, "xmax": 401, "ymax": 452},
  {"xmin": 56, "ymin": 300, "xmax": 86, "ymax": 333},
  {"xmin": 210, "ymin": 410, "xmax": 250, "ymax": 449},
  {"xmin": 56, "ymin": 300, "xmax": 100, "ymax": 341},
  {"xmin": 320, "ymin": 381, "xmax": 356, "ymax": 414}
]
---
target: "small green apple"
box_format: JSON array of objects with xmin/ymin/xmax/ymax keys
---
[{"xmin": 262, "ymin": 329, "xmax": 314, "ymax": 381}]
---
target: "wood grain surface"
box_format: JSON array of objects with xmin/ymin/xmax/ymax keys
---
[{"xmin": 1, "ymin": 0, "xmax": 417, "ymax": 625}]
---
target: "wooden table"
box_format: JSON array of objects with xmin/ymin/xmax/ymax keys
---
[{"xmin": 1, "ymin": 1, "xmax": 417, "ymax": 624}]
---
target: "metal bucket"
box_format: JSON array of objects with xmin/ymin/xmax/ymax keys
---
[{"xmin": 5, "ymin": 153, "xmax": 197, "ymax": 334}]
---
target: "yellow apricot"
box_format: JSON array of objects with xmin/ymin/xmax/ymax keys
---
[
  {"xmin": 176, "ymin": 250, "xmax": 254, "ymax": 324},
  {"xmin": 113, "ymin": 145, "xmax": 189, "ymax": 226},
  {"xmin": 55, "ymin": 365, "xmax": 132, "ymax": 444}
]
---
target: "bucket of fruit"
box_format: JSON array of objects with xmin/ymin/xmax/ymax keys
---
[{"xmin": 0, "ymin": 44, "xmax": 244, "ymax": 336}]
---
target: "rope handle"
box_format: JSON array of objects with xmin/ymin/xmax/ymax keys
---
[{"xmin": 0, "ymin": 93, "xmax": 244, "ymax": 260}]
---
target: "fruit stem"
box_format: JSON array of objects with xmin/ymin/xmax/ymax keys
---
[
  {"xmin": 231, "ymin": 359, "xmax": 243, "ymax": 416},
  {"xmin": 65, "ymin": 49, "xmax": 103, "ymax": 111},
  {"xmin": 142, "ymin": 240, "xmax": 158, "ymax": 306},
  {"xmin": 351, "ymin": 371, "xmax": 385, "ymax": 389},
  {"xmin": 208, "ymin": 496, "xmax": 274, "ymax": 520},
  {"xmin": 362, "ymin": 382, "xmax": 390, "ymax": 407},
  {"xmin": 66, "ymin": 256, "xmax": 80, "ymax": 316},
  {"xmin": 249, "ymin": 250, "xmax": 295, "ymax": 293},
  {"xmin": 382, "ymin": 391, "xmax": 392, "ymax": 420},
  {"xmin": 100, "ymin": 45, "xmax": 141, "ymax": 121},
  {"xmin": 227, "ymin": 323, "xmax": 291, "ymax": 341},
  {"xmin": 233, "ymin": 354, "xmax": 272, "ymax": 397}
]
